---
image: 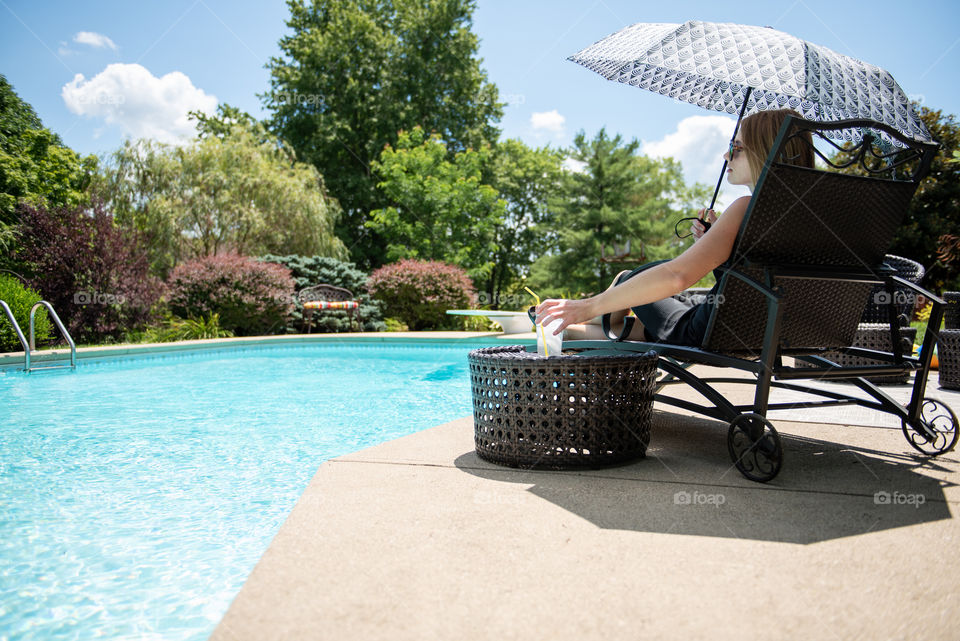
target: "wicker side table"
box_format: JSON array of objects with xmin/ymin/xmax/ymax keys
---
[
  {"xmin": 468, "ymin": 345, "xmax": 659, "ymax": 469},
  {"xmin": 939, "ymin": 329, "xmax": 960, "ymax": 390},
  {"xmin": 797, "ymin": 324, "xmax": 917, "ymax": 384}
]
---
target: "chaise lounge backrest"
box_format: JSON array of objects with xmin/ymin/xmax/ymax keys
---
[{"xmin": 702, "ymin": 116, "xmax": 939, "ymax": 356}]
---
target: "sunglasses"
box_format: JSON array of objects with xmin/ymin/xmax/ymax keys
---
[{"xmin": 728, "ymin": 140, "xmax": 745, "ymax": 159}]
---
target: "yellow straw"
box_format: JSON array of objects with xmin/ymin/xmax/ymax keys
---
[
  {"xmin": 524, "ymin": 287, "xmax": 551, "ymax": 357},
  {"xmin": 523, "ymin": 286, "xmax": 541, "ymax": 306}
]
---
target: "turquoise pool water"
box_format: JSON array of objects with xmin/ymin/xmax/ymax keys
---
[{"xmin": 0, "ymin": 342, "xmax": 478, "ymax": 640}]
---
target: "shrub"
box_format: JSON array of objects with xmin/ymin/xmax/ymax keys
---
[
  {"xmin": 167, "ymin": 254, "xmax": 295, "ymax": 335},
  {"xmin": 366, "ymin": 259, "xmax": 475, "ymax": 330},
  {"xmin": 15, "ymin": 201, "xmax": 164, "ymax": 343},
  {"xmin": 0, "ymin": 272, "xmax": 51, "ymax": 352},
  {"xmin": 259, "ymin": 254, "xmax": 385, "ymax": 332},
  {"xmin": 131, "ymin": 313, "xmax": 235, "ymax": 343},
  {"xmin": 383, "ymin": 317, "xmax": 409, "ymax": 332}
]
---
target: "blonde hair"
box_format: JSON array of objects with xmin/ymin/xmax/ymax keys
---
[{"xmin": 738, "ymin": 108, "xmax": 815, "ymax": 186}]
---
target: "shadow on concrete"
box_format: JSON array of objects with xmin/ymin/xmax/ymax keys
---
[{"xmin": 454, "ymin": 412, "xmax": 957, "ymax": 544}]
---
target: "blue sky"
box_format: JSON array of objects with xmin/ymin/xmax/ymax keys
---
[{"xmin": 2, "ymin": 0, "xmax": 959, "ymax": 207}]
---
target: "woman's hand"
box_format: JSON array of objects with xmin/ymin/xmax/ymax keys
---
[
  {"xmin": 535, "ymin": 298, "xmax": 597, "ymax": 335},
  {"xmin": 691, "ymin": 208, "xmax": 718, "ymax": 241}
]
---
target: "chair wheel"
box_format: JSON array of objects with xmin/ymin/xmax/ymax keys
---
[
  {"xmin": 901, "ymin": 398, "xmax": 959, "ymax": 455},
  {"xmin": 727, "ymin": 413, "xmax": 783, "ymax": 482}
]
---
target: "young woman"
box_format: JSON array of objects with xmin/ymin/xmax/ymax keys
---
[{"xmin": 535, "ymin": 108, "xmax": 815, "ymax": 346}]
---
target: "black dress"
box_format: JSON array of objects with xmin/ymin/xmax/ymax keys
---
[{"xmin": 614, "ymin": 262, "xmax": 716, "ymax": 348}]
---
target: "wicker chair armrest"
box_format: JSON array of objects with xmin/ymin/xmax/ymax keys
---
[{"xmin": 715, "ymin": 265, "xmax": 781, "ymax": 302}]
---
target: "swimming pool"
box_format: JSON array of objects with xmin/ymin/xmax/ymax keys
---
[{"xmin": 0, "ymin": 340, "xmax": 486, "ymax": 640}]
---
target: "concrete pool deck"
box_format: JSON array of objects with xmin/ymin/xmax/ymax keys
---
[{"xmin": 211, "ymin": 360, "xmax": 960, "ymax": 640}]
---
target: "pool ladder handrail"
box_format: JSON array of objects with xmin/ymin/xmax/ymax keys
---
[{"xmin": 0, "ymin": 299, "xmax": 76, "ymax": 372}]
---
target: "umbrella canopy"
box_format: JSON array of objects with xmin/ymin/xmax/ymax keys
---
[{"xmin": 568, "ymin": 20, "xmax": 932, "ymax": 144}]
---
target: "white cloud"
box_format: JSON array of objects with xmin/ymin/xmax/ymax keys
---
[
  {"xmin": 62, "ymin": 63, "xmax": 217, "ymax": 144},
  {"xmin": 641, "ymin": 115, "xmax": 750, "ymax": 210},
  {"xmin": 561, "ymin": 157, "xmax": 586, "ymax": 174},
  {"xmin": 74, "ymin": 31, "xmax": 118, "ymax": 51},
  {"xmin": 530, "ymin": 109, "xmax": 565, "ymax": 134}
]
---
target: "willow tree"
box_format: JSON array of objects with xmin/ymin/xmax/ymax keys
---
[{"xmin": 97, "ymin": 126, "xmax": 347, "ymax": 277}]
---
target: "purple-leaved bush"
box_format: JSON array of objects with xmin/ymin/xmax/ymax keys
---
[
  {"xmin": 16, "ymin": 201, "xmax": 164, "ymax": 342},
  {"xmin": 167, "ymin": 254, "xmax": 295, "ymax": 335},
  {"xmin": 366, "ymin": 259, "xmax": 475, "ymax": 330}
]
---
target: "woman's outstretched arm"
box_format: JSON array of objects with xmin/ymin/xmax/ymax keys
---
[{"xmin": 535, "ymin": 196, "xmax": 751, "ymax": 334}]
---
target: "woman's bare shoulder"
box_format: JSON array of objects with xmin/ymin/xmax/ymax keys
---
[{"xmin": 724, "ymin": 195, "xmax": 752, "ymax": 215}]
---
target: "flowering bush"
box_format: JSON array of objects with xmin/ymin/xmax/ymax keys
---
[
  {"xmin": 366, "ymin": 259, "xmax": 475, "ymax": 330},
  {"xmin": 15, "ymin": 201, "xmax": 163, "ymax": 343},
  {"xmin": 0, "ymin": 273, "xmax": 51, "ymax": 352},
  {"xmin": 167, "ymin": 254, "xmax": 295, "ymax": 335}
]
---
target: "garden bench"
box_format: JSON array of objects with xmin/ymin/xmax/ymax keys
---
[{"xmin": 298, "ymin": 284, "xmax": 361, "ymax": 332}]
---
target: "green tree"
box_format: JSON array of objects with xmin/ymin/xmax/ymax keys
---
[
  {"xmin": 482, "ymin": 139, "xmax": 563, "ymax": 308},
  {"xmin": 0, "ymin": 75, "xmax": 95, "ymax": 260},
  {"xmin": 191, "ymin": 103, "xmax": 264, "ymax": 141},
  {"xmin": 263, "ymin": 0, "xmax": 502, "ymax": 268},
  {"xmin": 97, "ymin": 126, "xmax": 347, "ymax": 276},
  {"xmin": 528, "ymin": 129, "xmax": 707, "ymax": 297},
  {"xmin": 368, "ymin": 127, "xmax": 503, "ymax": 280}
]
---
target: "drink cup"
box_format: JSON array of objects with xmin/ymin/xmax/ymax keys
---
[{"xmin": 537, "ymin": 318, "xmax": 563, "ymax": 357}]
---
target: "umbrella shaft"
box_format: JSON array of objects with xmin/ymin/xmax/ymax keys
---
[
  {"xmin": 709, "ymin": 87, "xmax": 753, "ymax": 211},
  {"xmin": 708, "ymin": 160, "xmax": 728, "ymax": 211}
]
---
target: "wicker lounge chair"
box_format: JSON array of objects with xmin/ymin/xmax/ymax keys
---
[
  {"xmin": 794, "ymin": 254, "xmax": 923, "ymax": 384},
  {"xmin": 565, "ymin": 115, "xmax": 955, "ymax": 482},
  {"xmin": 298, "ymin": 284, "xmax": 361, "ymax": 332}
]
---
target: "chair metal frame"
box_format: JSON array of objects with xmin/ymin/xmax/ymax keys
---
[{"xmin": 562, "ymin": 116, "xmax": 954, "ymax": 482}]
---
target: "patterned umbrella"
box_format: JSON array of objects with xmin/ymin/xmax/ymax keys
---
[
  {"xmin": 568, "ymin": 20, "xmax": 933, "ymax": 209},
  {"xmin": 569, "ymin": 20, "xmax": 932, "ymax": 141}
]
